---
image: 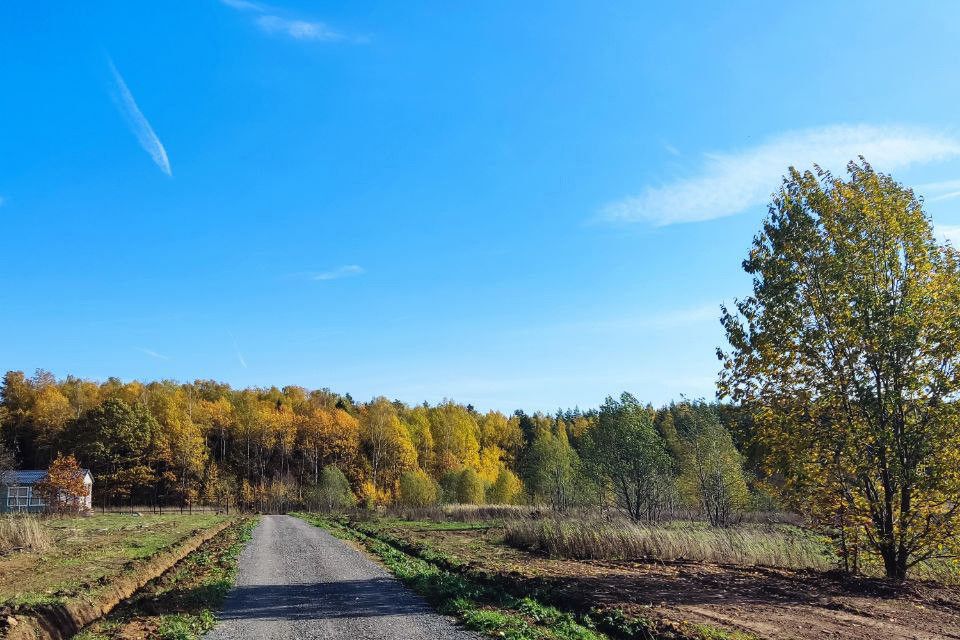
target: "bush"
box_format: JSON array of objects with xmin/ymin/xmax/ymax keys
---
[
  {"xmin": 399, "ymin": 469, "xmax": 440, "ymax": 507},
  {"xmin": 456, "ymin": 468, "xmax": 485, "ymax": 504},
  {"xmin": 315, "ymin": 465, "xmax": 355, "ymax": 511},
  {"xmin": 0, "ymin": 516, "xmax": 52, "ymax": 554},
  {"xmin": 487, "ymin": 467, "xmax": 522, "ymax": 504}
]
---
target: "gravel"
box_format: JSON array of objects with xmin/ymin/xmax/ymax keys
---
[{"xmin": 204, "ymin": 514, "xmax": 481, "ymax": 640}]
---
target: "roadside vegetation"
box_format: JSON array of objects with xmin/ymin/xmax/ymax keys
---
[{"xmin": 75, "ymin": 516, "xmax": 257, "ymax": 640}]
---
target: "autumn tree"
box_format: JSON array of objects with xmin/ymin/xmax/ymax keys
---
[
  {"xmin": 35, "ymin": 453, "xmax": 89, "ymax": 515},
  {"xmin": 428, "ymin": 402, "xmax": 480, "ymax": 474},
  {"xmin": 314, "ymin": 465, "xmax": 355, "ymax": 511},
  {"xmin": 719, "ymin": 160, "xmax": 960, "ymax": 580},
  {"xmin": 361, "ymin": 398, "xmax": 416, "ymax": 500}
]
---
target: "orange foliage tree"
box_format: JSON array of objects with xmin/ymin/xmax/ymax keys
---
[{"xmin": 34, "ymin": 453, "xmax": 89, "ymax": 515}]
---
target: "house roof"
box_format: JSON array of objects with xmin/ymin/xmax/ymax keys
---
[{"xmin": 1, "ymin": 469, "xmax": 92, "ymax": 485}]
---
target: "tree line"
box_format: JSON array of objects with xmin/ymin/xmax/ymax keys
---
[{"xmin": 0, "ymin": 370, "xmax": 755, "ymax": 522}]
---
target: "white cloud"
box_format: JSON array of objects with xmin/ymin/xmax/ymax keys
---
[
  {"xmin": 931, "ymin": 191, "xmax": 960, "ymax": 202},
  {"xmin": 108, "ymin": 58, "xmax": 172, "ymax": 177},
  {"xmin": 136, "ymin": 347, "xmax": 169, "ymax": 360},
  {"xmin": 256, "ymin": 15, "xmax": 343, "ymax": 41},
  {"xmin": 310, "ymin": 265, "xmax": 365, "ymax": 281},
  {"xmin": 220, "ymin": 0, "xmax": 264, "ymax": 10},
  {"xmin": 220, "ymin": 0, "xmax": 350, "ymax": 43},
  {"xmin": 601, "ymin": 124, "xmax": 960, "ymax": 226}
]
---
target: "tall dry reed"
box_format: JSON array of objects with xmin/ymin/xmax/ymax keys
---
[
  {"xmin": 0, "ymin": 516, "xmax": 52, "ymax": 554},
  {"xmin": 504, "ymin": 517, "xmax": 832, "ymax": 569}
]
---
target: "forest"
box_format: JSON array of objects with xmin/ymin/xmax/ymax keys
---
[{"xmin": 0, "ymin": 369, "xmax": 757, "ymax": 521}]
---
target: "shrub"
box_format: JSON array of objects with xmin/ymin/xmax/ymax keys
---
[
  {"xmin": 486, "ymin": 467, "xmax": 522, "ymax": 504},
  {"xmin": 456, "ymin": 468, "xmax": 485, "ymax": 504},
  {"xmin": 399, "ymin": 469, "xmax": 440, "ymax": 507},
  {"xmin": 0, "ymin": 516, "xmax": 52, "ymax": 554},
  {"xmin": 315, "ymin": 465, "xmax": 355, "ymax": 511}
]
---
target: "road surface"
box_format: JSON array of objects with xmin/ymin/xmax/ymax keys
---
[{"xmin": 204, "ymin": 514, "xmax": 480, "ymax": 640}]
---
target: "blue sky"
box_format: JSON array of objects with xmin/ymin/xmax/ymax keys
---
[{"xmin": 3, "ymin": 2, "xmax": 960, "ymax": 412}]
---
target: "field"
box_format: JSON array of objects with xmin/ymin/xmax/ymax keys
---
[
  {"xmin": 75, "ymin": 517, "xmax": 257, "ymax": 640},
  {"xmin": 0, "ymin": 514, "xmax": 230, "ymax": 621},
  {"xmin": 317, "ymin": 512, "xmax": 960, "ymax": 640}
]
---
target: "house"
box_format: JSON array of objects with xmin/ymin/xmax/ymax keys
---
[{"xmin": 0, "ymin": 469, "xmax": 94, "ymax": 514}]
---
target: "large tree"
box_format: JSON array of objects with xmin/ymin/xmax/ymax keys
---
[
  {"xmin": 719, "ymin": 160, "xmax": 960, "ymax": 580},
  {"xmin": 582, "ymin": 393, "xmax": 674, "ymax": 522}
]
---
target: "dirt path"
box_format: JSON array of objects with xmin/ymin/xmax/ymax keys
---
[{"xmin": 204, "ymin": 515, "xmax": 479, "ymax": 640}]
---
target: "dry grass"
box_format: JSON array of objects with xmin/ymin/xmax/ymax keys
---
[
  {"xmin": 379, "ymin": 504, "xmax": 536, "ymax": 522},
  {"xmin": 0, "ymin": 516, "xmax": 52, "ymax": 554},
  {"xmin": 504, "ymin": 517, "xmax": 833, "ymax": 570}
]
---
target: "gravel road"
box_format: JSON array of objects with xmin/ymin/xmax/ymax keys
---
[{"xmin": 204, "ymin": 514, "xmax": 480, "ymax": 640}]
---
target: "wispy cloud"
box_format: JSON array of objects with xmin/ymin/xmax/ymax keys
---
[
  {"xmin": 601, "ymin": 125, "xmax": 960, "ymax": 226},
  {"xmin": 107, "ymin": 58, "xmax": 171, "ymax": 177},
  {"xmin": 220, "ymin": 0, "xmax": 263, "ymax": 10},
  {"xmin": 572, "ymin": 304, "xmax": 719, "ymax": 333},
  {"xmin": 937, "ymin": 225, "xmax": 960, "ymax": 246},
  {"xmin": 917, "ymin": 179, "xmax": 960, "ymax": 203},
  {"xmin": 663, "ymin": 143, "xmax": 681, "ymax": 157},
  {"xmin": 136, "ymin": 347, "xmax": 170, "ymax": 360},
  {"xmin": 220, "ymin": 0, "xmax": 354, "ymax": 43},
  {"xmin": 256, "ymin": 15, "xmax": 344, "ymax": 41},
  {"xmin": 309, "ymin": 265, "xmax": 365, "ymax": 281}
]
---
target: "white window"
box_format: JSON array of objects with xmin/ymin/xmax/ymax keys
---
[{"xmin": 7, "ymin": 486, "xmax": 31, "ymax": 509}]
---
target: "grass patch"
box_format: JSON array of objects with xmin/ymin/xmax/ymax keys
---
[
  {"xmin": 75, "ymin": 516, "xmax": 257, "ymax": 640},
  {"xmin": 504, "ymin": 518, "xmax": 832, "ymax": 569}
]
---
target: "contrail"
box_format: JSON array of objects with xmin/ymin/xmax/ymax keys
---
[
  {"xmin": 107, "ymin": 58, "xmax": 172, "ymax": 176},
  {"xmin": 228, "ymin": 331, "xmax": 248, "ymax": 368}
]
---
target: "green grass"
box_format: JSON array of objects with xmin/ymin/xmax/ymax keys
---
[
  {"xmin": 296, "ymin": 513, "xmax": 606, "ymax": 640},
  {"xmin": 74, "ymin": 517, "xmax": 257, "ymax": 640}
]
